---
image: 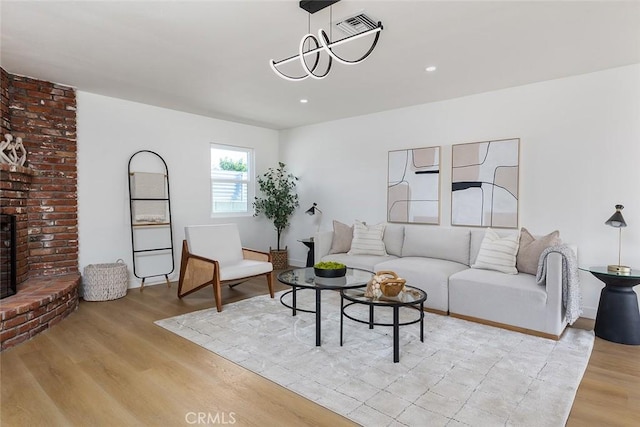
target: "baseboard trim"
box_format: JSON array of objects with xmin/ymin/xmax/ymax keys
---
[
  {"xmin": 581, "ymin": 306, "xmax": 597, "ymax": 320},
  {"xmin": 449, "ymin": 312, "xmax": 561, "ymax": 340},
  {"xmin": 425, "ymin": 307, "xmax": 448, "ymax": 316}
]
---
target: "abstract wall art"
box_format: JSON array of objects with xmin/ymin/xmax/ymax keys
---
[
  {"xmin": 387, "ymin": 146, "xmax": 440, "ymax": 224},
  {"xmin": 451, "ymin": 138, "xmax": 519, "ymax": 228}
]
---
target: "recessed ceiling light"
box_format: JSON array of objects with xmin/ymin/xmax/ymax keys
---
[
  {"xmin": 425, "ymin": 66, "xmax": 437, "ymax": 72},
  {"xmin": 300, "ymin": 99, "xmax": 308, "ymax": 103}
]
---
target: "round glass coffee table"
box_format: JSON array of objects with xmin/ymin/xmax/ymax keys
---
[
  {"xmin": 340, "ymin": 285, "xmax": 427, "ymax": 362},
  {"xmin": 277, "ymin": 267, "xmax": 373, "ymax": 346},
  {"xmin": 340, "ymin": 285, "xmax": 427, "ymax": 363}
]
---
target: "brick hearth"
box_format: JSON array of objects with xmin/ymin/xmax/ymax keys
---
[
  {"xmin": 0, "ymin": 67, "xmax": 80, "ymax": 351},
  {"xmin": 0, "ymin": 275, "xmax": 80, "ymax": 350}
]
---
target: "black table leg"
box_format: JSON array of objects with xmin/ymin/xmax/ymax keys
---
[
  {"xmin": 306, "ymin": 248, "xmax": 314, "ymax": 267},
  {"xmin": 420, "ymin": 301, "xmax": 424, "ymax": 342},
  {"xmin": 369, "ymin": 305, "xmax": 374, "ymax": 329},
  {"xmin": 393, "ymin": 306, "xmax": 399, "ymax": 363},
  {"xmin": 292, "ymin": 285, "xmax": 297, "ymax": 316},
  {"xmin": 340, "ymin": 293, "xmax": 344, "ymax": 346},
  {"xmin": 315, "ymin": 288, "xmax": 321, "ymax": 346}
]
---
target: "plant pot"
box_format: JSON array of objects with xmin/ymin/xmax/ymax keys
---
[{"xmin": 270, "ymin": 247, "xmax": 288, "ymax": 270}]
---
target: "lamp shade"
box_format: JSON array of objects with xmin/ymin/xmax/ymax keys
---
[
  {"xmin": 605, "ymin": 204, "xmax": 627, "ymax": 228},
  {"xmin": 306, "ymin": 203, "xmax": 321, "ymax": 215}
]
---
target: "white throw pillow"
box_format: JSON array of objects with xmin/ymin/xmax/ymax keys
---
[
  {"xmin": 472, "ymin": 228, "xmax": 520, "ymax": 274},
  {"xmin": 348, "ymin": 221, "xmax": 387, "ymax": 256}
]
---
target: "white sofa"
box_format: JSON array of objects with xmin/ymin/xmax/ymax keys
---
[{"xmin": 315, "ymin": 224, "xmax": 573, "ymax": 339}]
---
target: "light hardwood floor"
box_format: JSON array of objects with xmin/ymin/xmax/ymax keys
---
[{"xmin": 1, "ymin": 277, "xmax": 639, "ymax": 426}]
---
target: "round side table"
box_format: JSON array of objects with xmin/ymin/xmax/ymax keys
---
[{"xmin": 583, "ymin": 266, "xmax": 640, "ymax": 345}]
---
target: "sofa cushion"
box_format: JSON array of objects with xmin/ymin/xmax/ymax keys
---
[
  {"xmin": 449, "ymin": 268, "xmax": 549, "ymax": 332},
  {"xmin": 348, "ymin": 221, "xmax": 387, "ymax": 256},
  {"xmin": 472, "ymin": 228, "xmax": 520, "ymax": 274},
  {"xmin": 322, "ymin": 253, "xmax": 396, "ymax": 272},
  {"xmin": 221, "ymin": 260, "xmax": 273, "ymax": 281},
  {"xmin": 185, "ymin": 224, "xmax": 243, "ymax": 266},
  {"xmin": 516, "ymin": 228, "xmax": 561, "ymax": 275},
  {"xmin": 328, "ymin": 220, "xmax": 353, "ymax": 254},
  {"xmin": 470, "ymin": 229, "xmax": 486, "ymax": 265},
  {"xmin": 383, "ymin": 224, "xmax": 405, "ymax": 257},
  {"xmin": 374, "ymin": 257, "xmax": 468, "ymax": 312},
  {"xmin": 401, "ymin": 226, "xmax": 471, "ymax": 266}
]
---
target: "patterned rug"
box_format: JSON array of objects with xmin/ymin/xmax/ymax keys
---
[{"xmin": 156, "ymin": 290, "xmax": 594, "ymax": 426}]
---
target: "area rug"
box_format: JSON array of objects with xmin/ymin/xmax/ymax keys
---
[{"xmin": 156, "ymin": 290, "xmax": 594, "ymax": 426}]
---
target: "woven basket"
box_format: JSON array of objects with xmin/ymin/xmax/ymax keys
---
[
  {"xmin": 82, "ymin": 259, "xmax": 129, "ymax": 301},
  {"xmin": 270, "ymin": 248, "xmax": 288, "ymax": 270},
  {"xmin": 377, "ymin": 270, "xmax": 406, "ymax": 297}
]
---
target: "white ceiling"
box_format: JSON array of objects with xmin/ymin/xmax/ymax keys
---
[{"xmin": 2, "ymin": 1, "xmax": 639, "ymax": 130}]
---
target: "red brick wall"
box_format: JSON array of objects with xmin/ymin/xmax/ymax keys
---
[
  {"xmin": 0, "ymin": 165, "xmax": 33, "ymax": 284},
  {"xmin": 0, "ymin": 69, "xmax": 78, "ymax": 281},
  {"xmin": 1, "ymin": 67, "xmax": 10, "ymax": 135}
]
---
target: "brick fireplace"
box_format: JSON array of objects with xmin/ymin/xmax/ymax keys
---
[{"xmin": 0, "ymin": 67, "xmax": 80, "ymax": 351}]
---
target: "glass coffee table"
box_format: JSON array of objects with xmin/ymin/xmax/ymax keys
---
[
  {"xmin": 340, "ymin": 285, "xmax": 427, "ymax": 362},
  {"xmin": 277, "ymin": 267, "xmax": 374, "ymax": 346}
]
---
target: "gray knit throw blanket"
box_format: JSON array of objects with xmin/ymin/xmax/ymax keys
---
[{"xmin": 536, "ymin": 245, "xmax": 582, "ymax": 325}]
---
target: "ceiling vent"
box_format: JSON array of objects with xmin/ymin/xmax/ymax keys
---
[{"xmin": 334, "ymin": 12, "xmax": 378, "ymax": 36}]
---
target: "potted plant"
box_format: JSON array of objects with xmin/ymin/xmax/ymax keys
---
[{"xmin": 253, "ymin": 162, "xmax": 299, "ymax": 269}]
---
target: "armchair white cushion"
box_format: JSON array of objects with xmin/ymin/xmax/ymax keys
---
[{"xmin": 178, "ymin": 224, "xmax": 274, "ymax": 311}]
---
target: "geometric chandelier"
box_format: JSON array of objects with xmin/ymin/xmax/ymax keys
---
[{"xmin": 270, "ymin": 0, "xmax": 384, "ymax": 81}]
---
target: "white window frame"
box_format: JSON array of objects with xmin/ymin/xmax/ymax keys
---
[{"xmin": 210, "ymin": 143, "xmax": 254, "ymax": 218}]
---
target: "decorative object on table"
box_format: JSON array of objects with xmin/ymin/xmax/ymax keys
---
[
  {"xmin": 82, "ymin": 259, "xmax": 129, "ymax": 301},
  {"xmin": 451, "ymin": 138, "xmax": 519, "ymax": 228},
  {"xmin": 365, "ymin": 271, "xmax": 406, "ymax": 299},
  {"xmin": 305, "ymin": 202, "xmax": 322, "ymax": 231},
  {"xmin": 387, "ymin": 146, "xmax": 440, "ymax": 224},
  {"xmin": 604, "ymin": 204, "xmax": 630, "ymax": 274},
  {"xmin": 0, "ymin": 134, "xmax": 27, "ymax": 166},
  {"xmin": 313, "ymin": 261, "xmax": 346, "ymax": 278},
  {"xmin": 253, "ymin": 162, "xmax": 299, "ymax": 269},
  {"xmin": 269, "ymin": 1, "xmax": 383, "ymax": 81},
  {"xmin": 305, "ymin": 202, "xmax": 322, "ymax": 215}
]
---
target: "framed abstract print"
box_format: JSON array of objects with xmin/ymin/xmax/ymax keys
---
[
  {"xmin": 451, "ymin": 138, "xmax": 519, "ymax": 228},
  {"xmin": 387, "ymin": 146, "xmax": 440, "ymax": 224}
]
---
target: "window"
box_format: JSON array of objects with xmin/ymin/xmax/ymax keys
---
[{"xmin": 210, "ymin": 144, "xmax": 254, "ymax": 216}]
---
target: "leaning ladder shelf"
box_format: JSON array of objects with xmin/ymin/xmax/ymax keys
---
[{"xmin": 127, "ymin": 150, "xmax": 175, "ymax": 290}]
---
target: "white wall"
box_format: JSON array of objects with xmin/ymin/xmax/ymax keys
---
[
  {"xmin": 280, "ymin": 64, "xmax": 640, "ymax": 318},
  {"xmin": 77, "ymin": 92, "xmax": 279, "ymax": 288}
]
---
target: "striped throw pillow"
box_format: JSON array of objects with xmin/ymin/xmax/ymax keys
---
[
  {"xmin": 348, "ymin": 221, "xmax": 387, "ymax": 256},
  {"xmin": 472, "ymin": 228, "xmax": 520, "ymax": 274}
]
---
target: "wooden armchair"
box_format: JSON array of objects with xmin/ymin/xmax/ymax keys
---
[{"xmin": 177, "ymin": 224, "xmax": 274, "ymax": 312}]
